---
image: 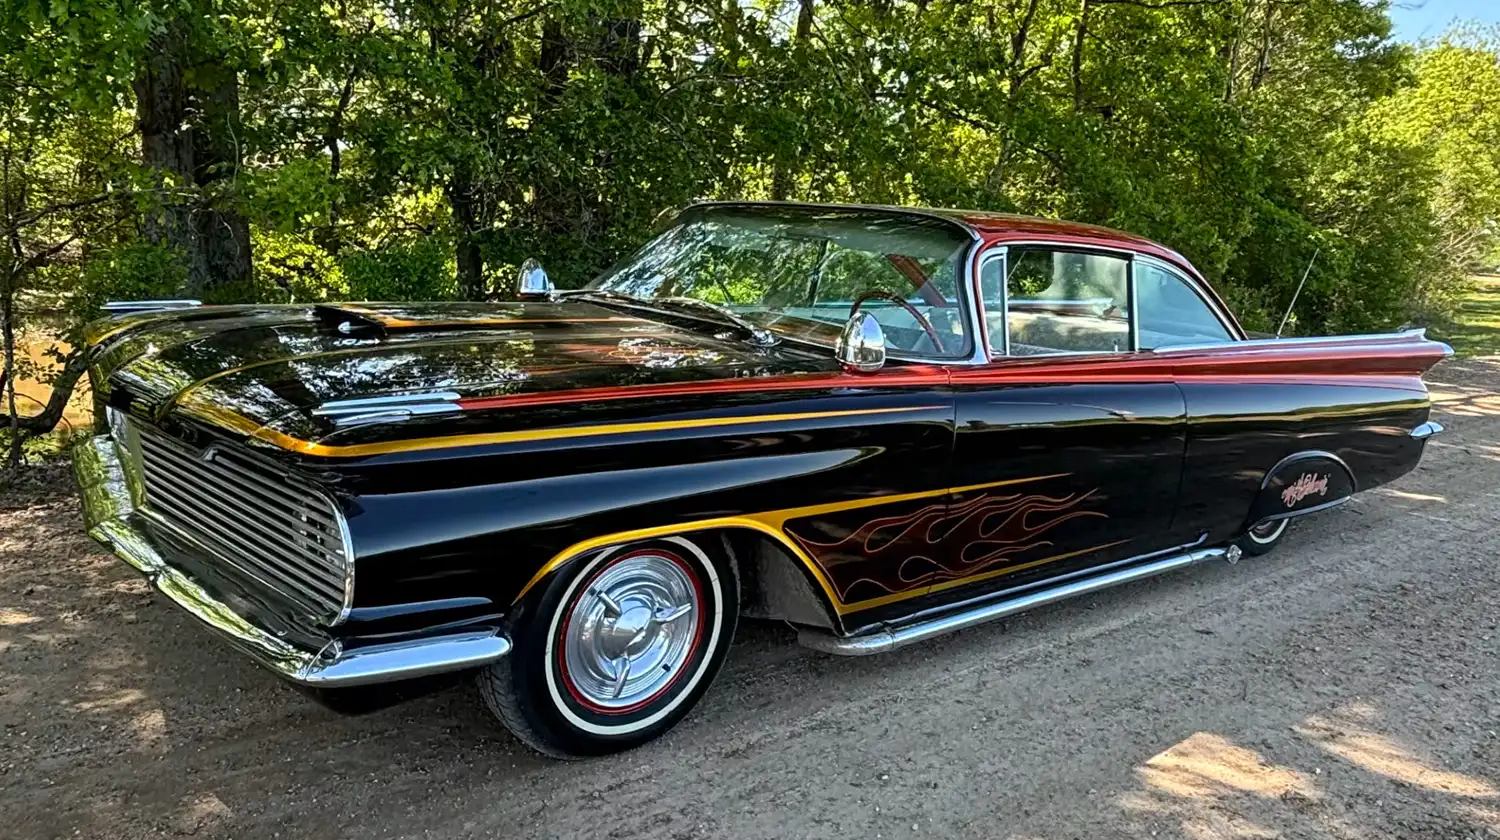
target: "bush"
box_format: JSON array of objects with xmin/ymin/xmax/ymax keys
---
[{"xmin": 339, "ymin": 238, "xmax": 457, "ymax": 301}]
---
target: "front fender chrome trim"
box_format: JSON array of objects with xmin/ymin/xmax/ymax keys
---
[
  {"xmin": 74, "ymin": 436, "xmax": 509, "ymax": 687},
  {"xmin": 798, "ymin": 545, "xmax": 1232, "ymax": 656}
]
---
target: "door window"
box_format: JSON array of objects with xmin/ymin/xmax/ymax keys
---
[
  {"xmin": 1135, "ymin": 263, "xmax": 1234, "ymax": 349},
  {"xmin": 989, "ymin": 248, "xmax": 1131, "ymax": 356}
]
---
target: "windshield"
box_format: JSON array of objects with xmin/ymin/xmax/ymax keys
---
[{"xmin": 589, "ymin": 205, "xmax": 974, "ymax": 358}]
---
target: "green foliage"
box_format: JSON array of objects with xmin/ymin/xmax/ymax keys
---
[
  {"xmin": 340, "ymin": 238, "xmax": 456, "ymax": 301},
  {"xmin": 251, "ymin": 230, "xmax": 346, "ymax": 302},
  {"xmin": 3, "ymin": 0, "xmax": 1500, "ymax": 348},
  {"xmin": 1429, "ymin": 277, "xmax": 1500, "ymax": 357},
  {"xmin": 73, "ymin": 242, "xmax": 186, "ymax": 318}
]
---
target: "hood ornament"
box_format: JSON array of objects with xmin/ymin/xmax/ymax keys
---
[{"xmin": 516, "ymin": 258, "xmax": 556, "ymax": 301}]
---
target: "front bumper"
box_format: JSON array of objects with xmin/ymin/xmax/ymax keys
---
[{"xmin": 73, "ymin": 435, "xmax": 511, "ymax": 687}]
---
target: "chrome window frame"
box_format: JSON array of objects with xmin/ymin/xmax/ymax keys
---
[
  {"xmin": 1131, "ymin": 255, "xmax": 1239, "ymax": 350},
  {"xmin": 643, "ymin": 200, "xmax": 987, "ymax": 366},
  {"xmin": 974, "ymin": 245, "xmax": 1009, "ymax": 359},
  {"xmin": 974, "ymin": 241, "xmax": 1139, "ymax": 361}
]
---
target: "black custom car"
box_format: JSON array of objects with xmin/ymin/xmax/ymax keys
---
[{"xmin": 74, "ymin": 203, "xmax": 1450, "ymax": 757}]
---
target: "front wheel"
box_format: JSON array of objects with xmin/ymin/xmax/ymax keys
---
[
  {"xmin": 479, "ymin": 535, "xmax": 738, "ymax": 758},
  {"xmin": 1235, "ymin": 518, "xmax": 1289, "ymax": 557}
]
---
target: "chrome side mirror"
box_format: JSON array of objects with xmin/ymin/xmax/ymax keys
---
[
  {"xmin": 516, "ymin": 258, "xmax": 554, "ymax": 300},
  {"xmin": 836, "ymin": 311, "xmax": 886, "ymax": 373}
]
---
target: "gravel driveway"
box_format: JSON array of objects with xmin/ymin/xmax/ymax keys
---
[{"xmin": 3, "ymin": 358, "xmax": 1498, "ymax": 840}]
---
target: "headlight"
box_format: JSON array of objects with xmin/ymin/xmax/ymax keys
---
[{"xmin": 106, "ymin": 406, "xmax": 129, "ymax": 446}]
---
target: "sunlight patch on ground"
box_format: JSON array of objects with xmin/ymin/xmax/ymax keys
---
[
  {"xmin": 1371, "ymin": 487, "xmax": 1448, "ymax": 503},
  {"xmin": 1117, "ymin": 732, "xmax": 1326, "ymax": 839},
  {"xmin": 173, "ymin": 792, "xmax": 231, "ymax": 836},
  {"xmin": 0, "ymin": 608, "xmax": 39, "ymax": 626},
  {"xmin": 1295, "ymin": 703, "xmax": 1498, "ymax": 799},
  {"xmin": 1429, "ymin": 390, "xmax": 1500, "ymax": 418},
  {"xmin": 1135, "ymin": 732, "xmax": 1320, "ymax": 801},
  {"xmin": 73, "ymin": 688, "xmax": 147, "ymax": 713},
  {"xmin": 131, "ymin": 707, "xmax": 167, "ymax": 752}
]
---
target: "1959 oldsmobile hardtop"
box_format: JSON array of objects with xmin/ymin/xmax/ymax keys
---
[{"xmin": 74, "ymin": 202, "xmax": 1450, "ymax": 757}]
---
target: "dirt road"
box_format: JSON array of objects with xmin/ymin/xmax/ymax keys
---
[{"xmin": 3, "ymin": 358, "xmax": 1499, "ymax": 840}]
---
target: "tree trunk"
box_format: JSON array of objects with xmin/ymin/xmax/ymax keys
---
[
  {"xmin": 134, "ymin": 22, "xmax": 252, "ymax": 297},
  {"xmin": 1, "ymin": 285, "xmax": 18, "ymax": 469},
  {"xmin": 193, "ymin": 74, "xmax": 253, "ymax": 294},
  {"xmin": 1071, "ymin": 0, "xmax": 1091, "ymax": 111},
  {"xmin": 770, "ymin": 0, "xmax": 815, "ymax": 202},
  {"xmin": 448, "ymin": 170, "xmax": 485, "ymax": 300},
  {"xmin": 133, "ymin": 21, "xmax": 204, "ymax": 293}
]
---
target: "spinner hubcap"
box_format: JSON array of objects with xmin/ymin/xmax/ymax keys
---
[{"xmin": 559, "ymin": 551, "xmax": 702, "ymax": 712}]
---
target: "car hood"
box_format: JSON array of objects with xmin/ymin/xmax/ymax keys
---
[{"xmin": 89, "ymin": 300, "xmax": 836, "ymax": 453}]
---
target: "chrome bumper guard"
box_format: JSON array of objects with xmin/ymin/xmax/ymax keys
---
[{"xmin": 74, "ymin": 435, "xmax": 511, "ymax": 687}]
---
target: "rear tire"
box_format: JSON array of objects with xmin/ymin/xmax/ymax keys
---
[
  {"xmin": 479, "ymin": 535, "xmax": 738, "ymax": 758},
  {"xmin": 1236, "ymin": 518, "xmax": 1289, "ymax": 557}
]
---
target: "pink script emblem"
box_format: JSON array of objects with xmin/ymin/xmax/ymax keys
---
[{"xmin": 1281, "ymin": 472, "xmax": 1329, "ymax": 507}]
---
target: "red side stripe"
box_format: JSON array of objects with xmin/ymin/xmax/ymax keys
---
[{"xmin": 457, "ymin": 339, "xmax": 1446, "ymax": 412}]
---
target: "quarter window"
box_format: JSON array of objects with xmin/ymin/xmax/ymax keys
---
[
  {"xmin": 1135, "ymin": 263, "xmax": 1233, "ymax": 349},
  {"xmin": 993, "ymin": 248, "xmax": 1131, "ymax": 356}
]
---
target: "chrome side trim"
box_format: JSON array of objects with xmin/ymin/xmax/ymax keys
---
[
  {"xmin": 1410, "ymin": 420, "xmax": 1444, "ymax": 439},
  {"xmin": 74, "ymin": 435, "xmax": 511, "ymax": 687},
  {"xmin": 798, "ymin": 546, "xmax": 1232, "ymax": 655},
  {"xmin": 1158, "ymin": 327, "xmax": 1446, "ymax": 355}
]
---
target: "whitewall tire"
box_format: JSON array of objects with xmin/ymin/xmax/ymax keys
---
[{"xmin": 479, "ymin": 535, "xmax": 738, "ymax": 758}]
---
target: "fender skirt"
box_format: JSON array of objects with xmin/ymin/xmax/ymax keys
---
[{"xmin": 1248, "ymin": 450, "xmax": 1356, "ymax": 527}]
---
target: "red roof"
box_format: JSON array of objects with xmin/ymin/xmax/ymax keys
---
[{"xmin": 926, "ymin": 208, "xmax": 1201, "ymax": 278}]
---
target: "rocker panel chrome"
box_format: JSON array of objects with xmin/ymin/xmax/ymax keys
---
[{"xmin": 798, "ymin": 546, "xmax": 1232, "ymax": 655}]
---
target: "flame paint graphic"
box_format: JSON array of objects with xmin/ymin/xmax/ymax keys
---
[{"xmin": 787, "ymin": 490, "xmax": 1107, "ymax": 601}]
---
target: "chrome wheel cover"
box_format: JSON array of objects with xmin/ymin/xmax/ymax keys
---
[
  {"xmin": 1248, "ymin": 518, "xmax": 1288, "ymax": 544},
  {"xmin": 559, "ymin": 551, "xmax": 702, "ymax": 712}
]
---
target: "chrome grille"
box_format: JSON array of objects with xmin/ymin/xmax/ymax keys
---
[{"xmin": 133, "ymin": 426, "xmax": 352, "ymax": 625}]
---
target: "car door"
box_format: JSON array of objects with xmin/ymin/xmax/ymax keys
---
[{"xmin": 936, "ymin": 245, "xmax": 1189, "ymax": 606}]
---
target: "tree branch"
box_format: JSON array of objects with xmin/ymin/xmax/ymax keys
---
[
  {"xmin": 1093, "ymin": 0, "xmax": 1224, "ymax": 7},
  {"xmin": 4, "ymin": 349, "xmax": 87, "ymax": 436}
]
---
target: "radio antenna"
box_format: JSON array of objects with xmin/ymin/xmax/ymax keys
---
[{"xmin": 1276, "ymin": 248, "xmax": 1319, "ymax": 338}]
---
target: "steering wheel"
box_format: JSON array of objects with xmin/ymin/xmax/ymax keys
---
[{"xmin": 851, "ymin": 290, "xmax": 945, "ymax": 354}]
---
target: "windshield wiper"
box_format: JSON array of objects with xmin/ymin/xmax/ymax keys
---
[{"xmin": 657, "ymin": 297, "xmax": 780, "ymax": 346}]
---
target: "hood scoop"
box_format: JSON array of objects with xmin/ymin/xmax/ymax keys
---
[
  {"xmin": 314, "ymin": 304, "xmax": 390, "ymax": 336},
  {"xmin": 311, "ymin": 392, "xmax": 463, "ymax": 427}
]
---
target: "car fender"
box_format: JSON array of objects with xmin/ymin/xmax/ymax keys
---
[{"xmin": 1246, "ymin": 450, "xmax": 1356, "ymax": 528}]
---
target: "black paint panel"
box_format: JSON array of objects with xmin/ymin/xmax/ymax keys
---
[{"xmin": 1175, "ymin": 381, "xmax": 1429, "ymax": 542}]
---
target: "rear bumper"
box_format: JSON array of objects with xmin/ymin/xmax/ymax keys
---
[{"xmin": 73, "ymin": 435, "xmax": 511, "ymax": 687}]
